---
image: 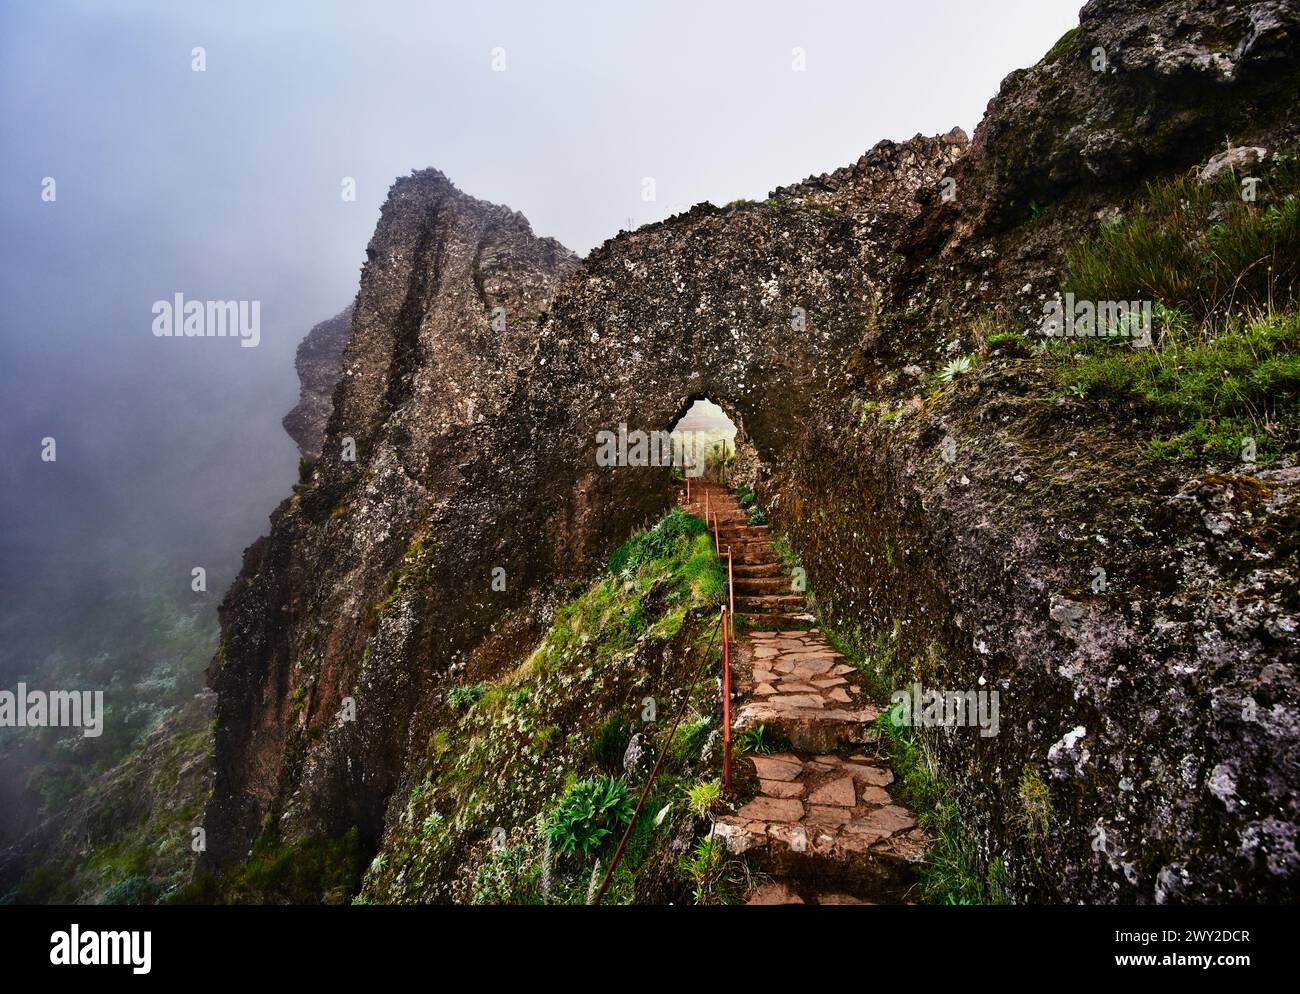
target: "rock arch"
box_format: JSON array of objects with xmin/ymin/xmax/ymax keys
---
[
  {"xmin": 520, "ymin": 200, "xmax": 876, "ymax": 573},
  {"xmin": 204, "ymin": 141, "xmax": 964, "ymax": 868}
]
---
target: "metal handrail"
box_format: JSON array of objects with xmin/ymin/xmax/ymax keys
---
[
  {"xmin": 722, "ymin": 605, "xmax": 732, "ymax": 791},
  {"xmin": 593, "ymin": 608, "xmax": 725, "ymax": 905},
  {"xmin": 727, "ymin": 546, "xmax": 734, "ymax": 628}
]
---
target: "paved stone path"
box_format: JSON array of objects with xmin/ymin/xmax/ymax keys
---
[{"xmin": 684, "ymin": 481, "xmax": 924, "ymax": 905}]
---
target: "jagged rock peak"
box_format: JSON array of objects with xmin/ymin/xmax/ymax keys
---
[{"xmin": 283, "ymin": 303, "xmax": 353, "ymax": 460}]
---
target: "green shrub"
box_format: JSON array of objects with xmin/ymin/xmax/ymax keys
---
[
  {"xmin": 736, "ymin": 724, "xmax": 771, "ymax": 755},
  {"xmin": 679, "ymin": 835, "xmax": 725, "ymax": 902},
  {"xmin": 985, "ymin": 330, "xmax": 1026, "ymax": 349},
  {"xmin": 683, "ymin": 780, "xmax": 720, "ymax": 818},
  {"xmin": 447, "ymin": 683, "xmax": 487, "ymax": 711},
  {"xmin": 676, "ymin": 834, "xmax": 753, "ymax": 905},
  {"xmin": 937, "ymin": 355, "xmax": 975, "ymax": 383},
  {"xmin": 544, "ymin": 776, "xmax": 635, "ymax": 857},
  {"xmin": 746, "ymin": 505, "xmax": 767, "ymax": 526}
]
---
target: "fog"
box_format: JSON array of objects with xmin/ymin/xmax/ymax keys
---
[{"xmin": 0, "ymin": 0, "xmax": 1080, "ymax": 830}]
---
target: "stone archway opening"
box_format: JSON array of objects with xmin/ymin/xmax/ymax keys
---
[{"xmin": 668, "ymin": 397, "xmax": 737, "ymax": 484}]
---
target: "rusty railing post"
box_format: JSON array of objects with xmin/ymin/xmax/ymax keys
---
[
  {"xmin": 727, "ymin": 546, "xmax": 734, "ymax": 629},
  {"xmin": 722, "ymin": 605, "xmax": 731, "ymax": 791}
]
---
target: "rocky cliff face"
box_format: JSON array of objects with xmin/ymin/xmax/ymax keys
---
[
  {"xmin": 283, "ymin": 304, "xmax": 353, "ymax": 460},
  {"xmin": 204, "ymin": 172, "xmax": 579, "ymax": 864},
  {"xmin": 208, "ymin": 0, "xmax": 1299, "ymax": 901},
  {"xmin": 764, "ymin": 0, "xmax": 1300, "ymax": 902}
]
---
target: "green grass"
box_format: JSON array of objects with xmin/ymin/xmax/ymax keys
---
[
  {"xmin": 1041, "ymin": 25, "xmax": 1082, "ymax": 64},
  {"xmin": 874, "ymin": 714, "xmax": 1009, "ymax": 905},
  {"xmin": 1065, "ymin": 160, "xmax": 1300, "ymax": 322},
  {"xmin": 609, "ymin": 507, "xmax": 703, "ymax": 573},
  {"xmin": 812, "ymin": 618, "xmax": 1005, "ymax": 904},
  {"xmin": 179, "ymin": 827, "xmax": 363, "ymax": 905},
  {"xmin": 358, "ymin": 506, "xmax": 729, "ymax": 905},
  {"xmin": 1016, "ymin": 764, "xmax": 1054, "ymax": 845},
  {"xmin": 1050, "ymin": 157, "xmax": 1300, "ymax": 463},
  {"xmin": 667, "ymin": 716, "xmax": 712, "ymax": 769},
  {"xmin": 1057, "ymin": 310, "xmax": 1300, "ymax": 463},
  {"xmin": 590, "ymin": 713, "xmax": 633, "ymax": 774}
]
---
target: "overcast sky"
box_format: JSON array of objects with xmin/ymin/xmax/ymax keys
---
[{"xmin": 0, "ymin": 0, "xmax": 1083, "ymax": 671}]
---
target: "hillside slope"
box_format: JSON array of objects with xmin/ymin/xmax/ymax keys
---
[
  {"xmin": 10, "ymin": 0, "xmax": 1294, "ymax": 905},
  {"xmin": 200, "ymin": 0, "xmax": 1298, "ymax": 903}
]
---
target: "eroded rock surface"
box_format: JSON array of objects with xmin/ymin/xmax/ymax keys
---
[
  {"xmin": 283, "ymin": 304, "xmax": 353, "ymax": 460},
  {"xmin": 206, "ymin": 0, "xmax": 1300, "ymax": 902}
]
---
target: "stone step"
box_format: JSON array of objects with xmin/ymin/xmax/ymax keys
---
[
  {"xmin": 734, "ymin": 576, "xmax": 792, "ymax": 594},
  {"xmin": 688, "ymin": 508, "xmax": 745, "ymax": 522},
  {"xmin": 737, "ymin": 594, "xmax": 807, "ymax": 613},
  {"xmin": 719, "ymin": 531, "xmax": 766, "ymax": 543},
  {"xmin": 732, "ymin": 562, "xmax": 784, "ymax": 578},
  {"xmin": 745, "ymin": 882, "xmax": 875, "ymax": 905},
  {"xmin": 733, "ymin": 550, "xmax": 780, "ymax": 566},
  {"xmin": 716, "ymin": 752, "xmax": 922, "ymax": 904},
  {"xmin": 724, "ymin": 543, "xmax": 775, "ymax": 558},
  {"xmin": 740, "ymin": 612, "xmax": 815, "ymax": 630}
]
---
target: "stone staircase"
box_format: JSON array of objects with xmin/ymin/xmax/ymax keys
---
[{"xmin": 683, "ymin": 481, "xmax": 924, "ymax": 905}]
